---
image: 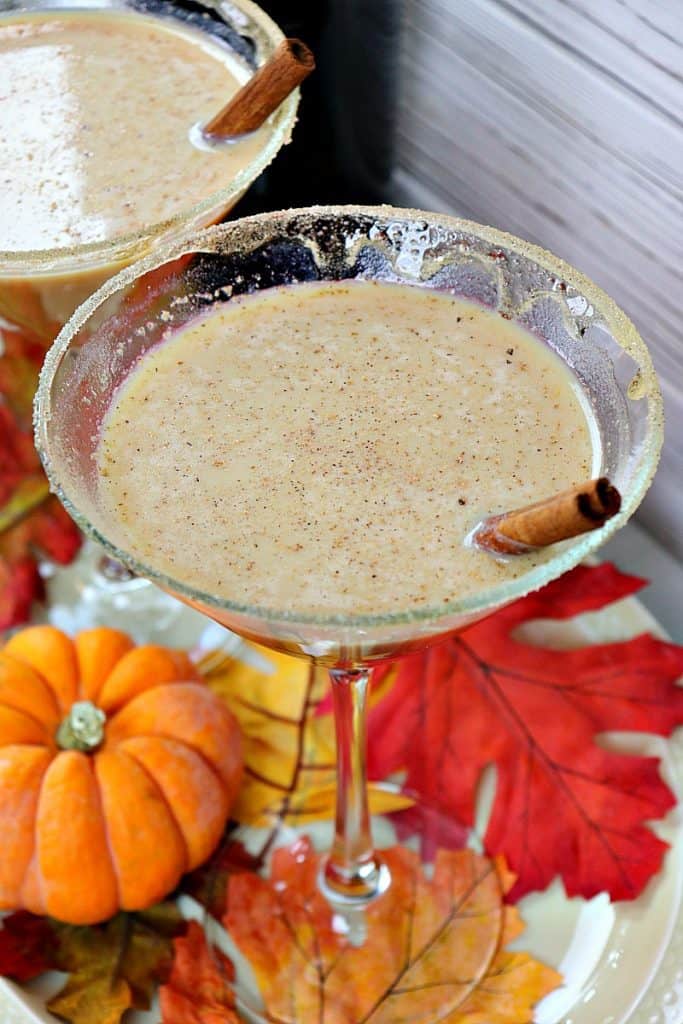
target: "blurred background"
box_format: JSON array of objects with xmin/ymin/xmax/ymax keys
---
[{"xmin": 243, "ymin": 0, "xmax": 683, "ymax": 633}]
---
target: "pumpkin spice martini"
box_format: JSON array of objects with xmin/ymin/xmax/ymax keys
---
[
  {"xmin": 35, "ymin": 206, "xmax": 662, "ymax": 1021},
  {"xmin": 0, "ymin": 0, "xmax": 299, "ymax": 328},
  {"xmin": 1, "ymin": 0, "xmax": 302, "ymax": 634}
]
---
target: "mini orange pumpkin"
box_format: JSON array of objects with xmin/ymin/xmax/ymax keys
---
[{"xmin": 0, "ymin": 625, "xmax": 242, "ymax": 924}]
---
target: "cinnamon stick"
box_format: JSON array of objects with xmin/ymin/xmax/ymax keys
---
[
  {"xmin": 204, "ymin": 38, "xmax": 315, "ymax": 139},
  {"xmin": 472, "ymin": 477, "xmax": 621, "ymax": 556}
]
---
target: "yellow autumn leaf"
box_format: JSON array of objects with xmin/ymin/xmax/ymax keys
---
[
  {"xmin": 200, "ymin": 644, "xmax": 412, "ymax": 825},
  {"xmin": 443, "ymin": 856, "xmax": 561, "ymax": 1024}
]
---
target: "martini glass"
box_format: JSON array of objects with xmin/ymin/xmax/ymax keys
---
[
  {"xmin": 0, "ymin": 0, "xmax": 299, "ymax": 323},
  {"xmin": 1, "ymin": 0, "xmax": 299, "ymax": 637},
  {"xmin": 35, "ymin": 207, "xmax": 662, "ymax": 1020}
]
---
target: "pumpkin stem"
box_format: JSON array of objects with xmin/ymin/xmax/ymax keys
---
[{"xmin": 56, "ymin": 701, "xmax": 107, "ymax": 752}]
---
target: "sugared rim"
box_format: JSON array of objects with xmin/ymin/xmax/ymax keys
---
[
  {"xmin": 0, "ymin": 0, "xmax": 298, "ymax": 276},
  {"xmin": 35, "ymin": 205, "xmax": 664, "ymax": 630}
]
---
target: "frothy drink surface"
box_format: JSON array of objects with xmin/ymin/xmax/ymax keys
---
[
  {"xmin": 0, "ymin": 10, "xmax": 268, "ymax": 252},
  {"xmin": 98, "ymin": 281, "xmax": 597, "ymax": 615}
]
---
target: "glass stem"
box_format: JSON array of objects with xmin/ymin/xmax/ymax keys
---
[{"xmin": 322, "ymin": 668, "xmax": 388, "ymax": 903}]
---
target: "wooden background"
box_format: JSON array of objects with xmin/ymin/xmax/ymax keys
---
[{"xmin": 389, "ymin": 0, "xmax": 682, "ymax": 558}]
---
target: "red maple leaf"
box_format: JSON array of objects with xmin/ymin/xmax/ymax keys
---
[
  {"xmin": 0, "ymin": 406, "xmax": 40, "ymax": 504},
  {"xmin": 0, "ymin": 497, "xmax": 81, "ymax": 630},
  {"xmin": 0, "ymin": 394, "xmax": 81, "ymax": 630},
  {"xmin": 0, "ymin": 912, "xmax": 57, "ymax": 982},
  {"xmin": 367, "ymin": 563, "xmax": 683, "ymax": 903}
]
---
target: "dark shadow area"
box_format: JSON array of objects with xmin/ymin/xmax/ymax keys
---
[{"xmin": 236, "ymin": 0, "xmax": 404, "ymax": 212}]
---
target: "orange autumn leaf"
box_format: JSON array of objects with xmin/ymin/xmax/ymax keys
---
[
  {"xmin": 455, "ymin": 860, "xmax": 564, "ymax": 1024},
  {"xmin": 202, "ymin": 645, "xmax": 410, "ymax": 825},
  {"xmin": 0, "ymin": 284, "xmax": 62, "ymax": 351},
  {"xmin": 159, "ymin": 921, "xmax": 240, "ymax": 1024},
  {"xmin": 224, "ymin": 837, "xmax": 561, "ymax": 1024},
  {"xmin": 452, "ymin": 950, "xmax": 565, "ymax": 1024},
  {"xmin": 0, "ymin": 349, "xmax": 42, "ymax": 432}
]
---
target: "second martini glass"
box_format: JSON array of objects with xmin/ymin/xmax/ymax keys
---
[
  {"xmin": 35, "ymin": 206, "xmax": 662, "ymax": 1020},
  {"xmin": 1, "ymin": 0, "xmax": 299, "ymax": 638}
]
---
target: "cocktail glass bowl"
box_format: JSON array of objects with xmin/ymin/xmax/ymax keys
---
[{"xmin": 35, "ymin": 207, "xmax": 663, "ymax": 1022}]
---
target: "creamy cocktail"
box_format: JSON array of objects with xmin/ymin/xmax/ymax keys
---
[
  {"xmin": 0, "ymin": 0, "xmax": 298, "ymax": 336},
  {"xmin": 2, "ymin": 12, "xmax": 268, "ymax": 255},
  {"xmin": 97, "ymin": 280, "xmax": 597, "ymax": 616},
  {"xmin": 1, "ymin": 0, "xmax": 299, "ymax": 623}
]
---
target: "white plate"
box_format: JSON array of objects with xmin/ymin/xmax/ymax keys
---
[{"xmin": 1, "ymin": 549, "xmax": 682, "ymax": 1023}]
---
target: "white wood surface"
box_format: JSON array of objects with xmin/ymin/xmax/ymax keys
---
[
  {"xmin": 603, "ymin": 521, "xmax": 683, "ymax": 642},
  {"xmin": 390, "ymin": 0, "xmax": 683, "ymax": 557}
]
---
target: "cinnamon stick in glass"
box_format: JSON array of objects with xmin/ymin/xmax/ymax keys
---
[
  {"xmin": 473, "ymin": 477, "xmax": 621, "ymax": 555},
  {"xmin": 204, "ymin": 38, "xmax": 315, "ymax": 139}
]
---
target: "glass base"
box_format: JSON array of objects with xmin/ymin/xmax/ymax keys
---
[{"xmin": 184, "ymin": 796, "xmax": 507, "ymax": 1024}]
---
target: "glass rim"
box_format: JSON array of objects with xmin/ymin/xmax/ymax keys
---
[
  {"xmin": 35, "ymin": 204, "xmax": 664, "ymax": 630},
  {"xmin": 0, "ymin": 0, "xmax": 298, "ymax": 276}
]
